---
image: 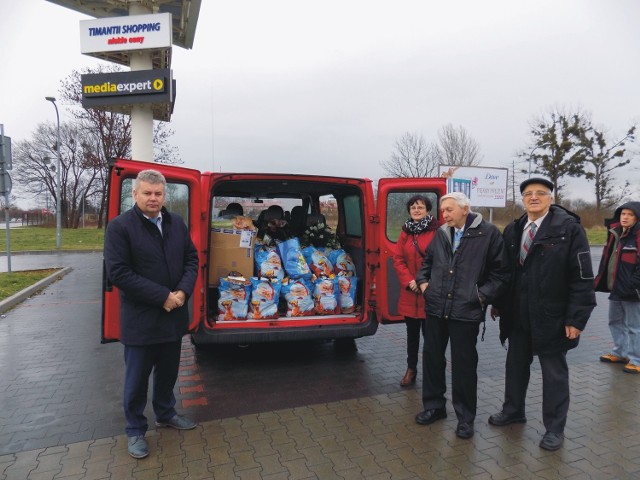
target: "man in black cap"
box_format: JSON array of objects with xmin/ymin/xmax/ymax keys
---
[{"xmin": 489, "ymin": 178, "xmax": 596, "ymax": 451}]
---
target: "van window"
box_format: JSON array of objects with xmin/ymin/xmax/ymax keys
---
[
  {"xmin": 318, "ymin": 194, "xmax": 338, "ymax": 230},
  {"xmin": 386, "ymin": 192, "xmax": 439, "ymax": 242},
  {"xmin": 343, "ymin": 195, "xmax": 362, "ymax": 237},
  {"xmin": 211, "ymin": 197, "xmax": 302, "ymax": 221},
  {"xmin": 120, "ymin": 178, "xmax": 190, "ymax": 228}
]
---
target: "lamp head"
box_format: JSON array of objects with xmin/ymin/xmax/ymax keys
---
[{"xmin": 45, "ymin": 96, "xmax": 56, "ymax": 103}]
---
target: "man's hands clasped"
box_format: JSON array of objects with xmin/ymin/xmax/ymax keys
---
[{"xmin": 163, "ymin": 290, "xmax": 186, "ymax": 312}]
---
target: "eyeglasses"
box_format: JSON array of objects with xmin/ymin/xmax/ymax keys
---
[{"xmin": 522, "ymin": 190, "xmax": 551, "ymax": 198}]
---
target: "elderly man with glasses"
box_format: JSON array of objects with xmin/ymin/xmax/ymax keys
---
[{"xmin": 489, "ymin": 178, "xmax": 596, "ymax": 451}]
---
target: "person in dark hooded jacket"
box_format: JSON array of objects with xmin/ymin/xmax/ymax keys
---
[
  {"xmin": 489, "ymin": 178, "xmax": 596, "ymax": 452},
  {"xmin": 594, "ymin": 201, "xmax": 640, "ymax": 374}
]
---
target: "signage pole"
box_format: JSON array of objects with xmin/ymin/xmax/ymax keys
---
[
  {"xmin": 0, "ymin": 124, "xmax": 11, "ymax": 272},
  {"xmin": 129, "ymin": 2, "xmax": 155, "ymax": 162}
]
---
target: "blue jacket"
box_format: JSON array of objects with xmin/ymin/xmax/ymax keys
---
[
  {"xmin": 416, "ymin": 213, "xmax": 509, "ymax": 323},
  {"xmin": 595, "ymin": 201, "xmax": 640, "ymax": 301},
  {"xmin": 104, "ymin": 205, "xmax": 199, "ymax": 346}
]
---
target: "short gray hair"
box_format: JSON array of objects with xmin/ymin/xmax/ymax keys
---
[
  {"xmin": 134, "ymin": 169, "xmax": 166, "ymax": 190},
  {"xmin": 440, "ymin": 191, "xmax": 471, "ymax": 209}
]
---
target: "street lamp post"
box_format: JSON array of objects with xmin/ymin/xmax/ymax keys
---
[{"xmin": 45, "ymin": 96, "xmax": 62, "ymax": 249}]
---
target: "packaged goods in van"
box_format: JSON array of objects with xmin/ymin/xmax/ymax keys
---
[
  {"xmin": 328, "ymin": 249, "xmax": 357, "ymax": 277},
  {"xmin": 313, "ymin": 276, "xmax": 340, "ymax": 315},
  {"xmin": 232, "ymin": 216, "xmax": 256, "ymax": 230},
  {"xmin": 276, "ymin": 237, "xmax": 312, "ymax": 279},
  {"xmin": 255, "ymin": 244, "xmax": 285, "ymax": 280},
  {"xmin": 337, "ymin": 276, "xmax": 357, "ymax": 314},
  {"xmin": 248, "ymin": 277, "xmax": 281, "ymax": 319},
  {"xmin": 281, "ymin": 278, "xmax": 315, "ymax": 317},
  {"xmin": 217, "ymin": 277, "xmax": 251, "ymax": 321},
  {"xmin": 209, "ymin": 228, "xmax": 256, "ymax": 284},
  {"xmin": 301, "ymin": 245, "xmax": 334, "ymax": 278}
]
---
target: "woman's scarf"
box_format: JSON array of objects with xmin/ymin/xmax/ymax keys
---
[{"xmin": 403, "ymin": 215, "xmax": 433, "ymax": 235}]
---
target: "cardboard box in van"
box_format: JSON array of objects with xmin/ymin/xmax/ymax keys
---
[{"xmin": 209, "ymin": 228, "xmax": 256, "ymax": 284}]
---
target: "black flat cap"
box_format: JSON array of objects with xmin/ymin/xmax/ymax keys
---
[{"xmin": 520, "ymin": 177, "xmax": 554, "ymax": 194}]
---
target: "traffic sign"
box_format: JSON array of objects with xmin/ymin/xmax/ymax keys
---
[
  {"xmin": 0, "ymin": 135, "xmax": 11, "ymax": 171},
  {"xmin": 0, "ymin": 171, "xmax": 12, "ymax": 195}
]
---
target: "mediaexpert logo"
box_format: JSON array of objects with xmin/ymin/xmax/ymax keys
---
[{"xmin": 83, "ymin": 78, "xmax": 165, "ymax": 96}]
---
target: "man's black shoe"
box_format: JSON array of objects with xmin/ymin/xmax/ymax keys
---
[
  {"xmin": 539, "ymin": 431, "xmax": 564, "ymax": 451},
  {"xmin": 455, "ymin": 422, "xmax": 474, "ymax": 439},
  {"xmin": 415, "ymin": 408, "xmax": 447, "ymax": 425},
  {"xmin": 488, "ymin": 411, "xmax": 527, "ymax": 426}
]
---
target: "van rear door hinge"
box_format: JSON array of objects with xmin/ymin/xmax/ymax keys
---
[{"xmin": 369, "ymin": 214, "xmax": 380, "ymax": 224}]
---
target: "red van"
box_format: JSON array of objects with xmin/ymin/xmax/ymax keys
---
[{"xmin": 101, "ymin": 158, "xmax": 446, "ymax": 346}]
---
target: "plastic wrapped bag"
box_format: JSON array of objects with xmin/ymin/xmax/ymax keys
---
[
  {"xmin": 337, "ymin": 276, "xmax": 357, "ymax": 314},
  {"xmin": 277, "ymin": 237, "xmax": 312, "ymax": 279},
  {"xmin": 281, "ymin": 278, "xmax": 315, "ymax": 317},
  {"xmin": 313, "ymin": 276, "xmax": 340, "ymax": 315},
  {"xmin": 255, "ymin": 244, "xmax": 285, "ymax": 280},
  {"xmin": 327, "ymin": 249, "xmax": 356, "ymax": 277},
  {"xmin": 301, "ymin": 245, "xmax": 334, "ymax": 278},
  {"xmin": 217, "ymin": 277, "xmax": 251, "ymax": 321},
  {"xmin": 248, "ymin": 277, "xmax": 282, "ymax": 319}
]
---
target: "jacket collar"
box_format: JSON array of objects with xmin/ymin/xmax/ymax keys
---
[
  {"xmin": 133, "ymin": 204, "xmax": 171, "ymax": 224},
  {"xmin": 438, "ymin": 212, "xmax": 483, "ymax": 234}
]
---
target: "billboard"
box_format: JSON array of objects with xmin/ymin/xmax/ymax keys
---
[
  {"xmin": 81, "ymin": 70, "xmax": 175, "ymax": 121},
  {"xmin": 81, "ymin": 69, "xmax": 173, "ymax": 106},
  {"xmin": 80, "ymin": 13, "xmax": 172, "ymax": 54},
  {"xmin": 438, "ymin": 165, "xmax": 508, "ymax": 208}
]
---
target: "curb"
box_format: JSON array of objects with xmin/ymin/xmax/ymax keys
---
[
  {"xmin": 0, "ymin": 267, "xmax": 73, "ymax": 314},
  {"xmin": 0, "ymin": 249, "xmax": 103, "ymax": 256}
]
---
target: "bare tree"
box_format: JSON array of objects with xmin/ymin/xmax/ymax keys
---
[
  {"xmin": 12, "ymin": 122, "xmax": 98, "ymax": 228},
  {"xmin": 434, "ymin": 124, "xmax": 483, "ymax": 166},
  {"xmin": 580, "ymin": 125, "xmax": 636, "ymax": 211},
  {"xmin": 58, "ymin": 66, "xmax": 181, "ymax": 227},
  {"xmin": 381, "ymin": 132, "xmax": 439, "ymax": 177}
]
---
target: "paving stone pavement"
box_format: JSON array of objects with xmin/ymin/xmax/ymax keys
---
[{"xmin": 0, "ymin": 251, "xmax": 639, "ymax": 479}]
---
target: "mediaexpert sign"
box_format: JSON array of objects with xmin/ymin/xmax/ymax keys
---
[
  {"xmin": 81, "ymin": 69, "xmax": 173, "ymax": 107},
  {"xmin": 80, "ymin": 13, "xmax": 172, "ymax": 54},
  {"xmin": 439, "ymin": 165, "xmax": 508, "ymax": 208}
]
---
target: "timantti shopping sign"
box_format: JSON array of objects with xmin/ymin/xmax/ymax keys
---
[{"xmin": 80, "ymin": 13, "xmax": 172, "ymax": 54}]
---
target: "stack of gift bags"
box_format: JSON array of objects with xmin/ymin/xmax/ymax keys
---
[{"xmin": 217, "ymin": 237, "xmax": 358, "ymax": 321}]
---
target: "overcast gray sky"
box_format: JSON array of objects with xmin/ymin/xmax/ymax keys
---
[{"xmin": 2, "ymin": 0, "xmax": 639, "ymax": 203}]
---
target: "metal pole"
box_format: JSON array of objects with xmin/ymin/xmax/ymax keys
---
[
  {"xmin": 528, "ymin": 147, "xmax": 537, "ymax": 178},
  {"xmin": 82, "ymin": 193, "xmax": 85, "ymax": 228},
  {"xmin": 45, "ymin": 97, "xmax": 62, "ymax": 249},
  {"xmin": 0, "ymin": 124, "xmax": 10, "ymax": 272}
]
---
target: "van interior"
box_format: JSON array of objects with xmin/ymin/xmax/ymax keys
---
[{"xmin": 206, "ymin": 177, "xmax": 367, "ymax": 325}]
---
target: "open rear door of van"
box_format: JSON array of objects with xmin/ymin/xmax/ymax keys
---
[
  {"xmin": 102, "ymin": 159, "xmax": 204, "ymax": 343},
  {"xmin": 375, "ymin": 177, "xmax": 447, "ymax": 323}
]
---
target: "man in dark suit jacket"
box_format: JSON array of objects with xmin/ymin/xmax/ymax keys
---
[
  {"xmin": 415, "ymin": 192, "xmax": 509, "ymax": 440},
  {"xmin": 489, "ymin": 178, "xmax": 596, "ymax": 451},
  {"xmin": 104, "ymin": 169, "xmax": 199, "ymax": 459}
]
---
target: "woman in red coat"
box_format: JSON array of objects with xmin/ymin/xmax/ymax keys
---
[{"xmin": 393, "ymin": 195, "xmax": 441, "ymax": 386}]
